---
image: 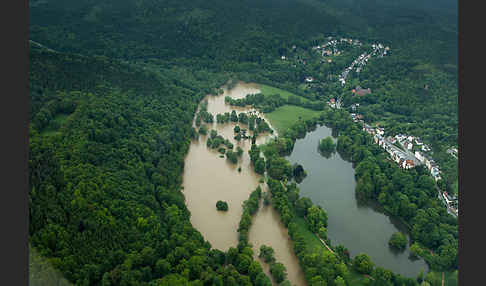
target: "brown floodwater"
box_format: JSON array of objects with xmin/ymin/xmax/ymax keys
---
[
  {"xmin": 182, "ymin": 82, "xmax": 307, "ymax": 285},
  {"xmin": 250, "ymin": 191, "xmax": 308, "ymax": 286}
]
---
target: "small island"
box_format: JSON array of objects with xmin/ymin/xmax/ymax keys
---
[
  {"xmin": 319, "ymin": 136, "xmax": 336, "ymax": 153},
  {"xmin": 388, "ymin": 232, "xmax": 408, "ymax": 251},
  {"xmin": 216, "ymin": 200, "xmax": 229, "ymax": 211}
]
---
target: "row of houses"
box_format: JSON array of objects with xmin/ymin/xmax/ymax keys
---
[
  {"xmin": 393, "ymin": 133, "xmax": 440, "ymax": 180},
  {"xmin": 415, "ymin": 150, "xmax": 442, "ymax": 181},
  {"xmin": 395, "ymin": 134, "xmax": 431, "ymax": 152},
  {"xmin": 361, "ymin": 123, "xmax": 416, "ymax": 169}
]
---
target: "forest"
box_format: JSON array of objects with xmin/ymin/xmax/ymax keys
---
[
  {"xmin": 29, "ymin": 0, "xmax": 457, "ymax": 285},
  {"xmin": 29, "ymin": 47, "xmax": 278, "ymax": 285}
]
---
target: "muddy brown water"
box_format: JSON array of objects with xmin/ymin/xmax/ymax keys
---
[{"xmin": 182, "ymin": 82, "xmax": 307, "ymax": 285}]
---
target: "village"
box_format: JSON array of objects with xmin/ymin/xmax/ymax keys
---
[
  {"xmin": 350, "ymin": 110, "xmax": 458, "ymax": 217},
  {"xmin": 281, "ymin": 36, "xmax": 389, "ymax": 87},
  {"xmin": 280, "ymin": 37, "xmax": 457, "ymax": 217}
]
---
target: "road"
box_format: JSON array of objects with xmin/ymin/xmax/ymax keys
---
[{"xmin": 29, "ymin": 40, "xmax": 58, "ymax": 53}]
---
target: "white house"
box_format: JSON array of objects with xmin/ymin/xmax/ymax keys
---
[
  {"xmin": 406, "ymin": 141, "xmax": 413, "ymax": 150},
  {"xmin": 414, "ymin": 151, "xmax": 425, "ymax": 163}
]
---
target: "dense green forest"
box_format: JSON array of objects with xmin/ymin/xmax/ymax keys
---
[
  {"xmin": 29, "ymin": 47, "xmax": 277, "ymax": 285},
  {"xmin": 29, "ymin": 0, "xmax": 457, "ymax": 284}
]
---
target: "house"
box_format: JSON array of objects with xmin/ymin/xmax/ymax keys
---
[
  {"xmin": 403, "ymin": 159, "xmax": 415, "ymax": 169},
  {"xmin": 281, "ymin": 56, "xmax": 286, "ymax": 60},
  {"xmin": 376, "ymin": 127, "xmax": 385, "ymax": 136},
  {"xmin": 422, "ymin": 144, "xmax": 431, "ymax": 152},
  {"xmin": 322, "ymin": 50, "xmax": 332, "ymax": 56},
  {"xmin": 305, "ymin": 76, "xmax": 314, "ymax": 83},
  {"xmin": 415, "ymin": 151, "xmax": 425, "ymax": 163},
  {"xmin": 355, "ymin": 85, "xmax": 372, "ymax": 96},
  {"xmin": 387, "ymin": 136, "xmax": 396, "ymax": 144},
  {"xmin": 443, "ymin": 192, "xmax": 452, "ymax": 204},
  {"xmin": 405, "ymin": 141, "xmax": 413, "ymax": 150},
  {"xmin": 415, "ymin": 138, "xmax": 424, "ymax": 146},
  {"xmin": 426, "ymin": 159, "xmax": 437, "ymax": 171}
]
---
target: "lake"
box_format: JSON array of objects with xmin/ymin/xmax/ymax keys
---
[{"xmin": 287, "ymin": 124, "xmax": 429, "ymax": 278}]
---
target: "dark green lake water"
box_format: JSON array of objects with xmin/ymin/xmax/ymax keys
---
[{"xmin": 287, "ymin": 124, "xmax": 428, "ymax": 278}]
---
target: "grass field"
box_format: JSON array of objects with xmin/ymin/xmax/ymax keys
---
[
  {"xmin": 258, "ymin": 84, "xmax": 311, "ymax": 103},
  {"xmin": 292, "ymin": 217, "xmax": 324, "ymax": 253},
  {"xmin": 265, "ymin": 105, "xmax": 321, "ymax": 134},
  {"xmin": 291, "ymin": 217, "xmax": 368, "ymax": 285}
]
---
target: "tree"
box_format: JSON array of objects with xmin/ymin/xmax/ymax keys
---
[
  {"xmin": 307, "ymin": 205, "xmax": 328, "ymax": 233},
  {"xmin": 255, "ymin": 272, "xmax": 272, "ymax": 286},
  {"xmin": 198, "ymin": 125, "xmax": 208, "ymax": 135},
  {"xmin": 255, "ymin": 158, "xmax": 266, "ymax": 175},
  {"xmin": 319, "ymin": 136, "xmax": 336, "ymax": 153},
  {"xmin": 388, "ymin": 232, "xmax": 407, "ymax": 251},
  {"xmin": 269, "ymin": 262, "xmax": 287, "ymax": 284},
  {"xmin": 226, "ymin": 151, "xmax": 238, "ymax": 164},
  {"xmin": 234, "ymin": 125, "xmax": 241, "ymax": 133},
  {"xmin": 334, "ymin": 276, "xmax": 346, "ymax": 286},
  {"xmin": 353, "ymin": 253, "xmax": 374, "ymax": 274},
  {"xmin": 216, "ymin": 201, "xmax": 229, "ymax": 211},
  {"xmin": 292, "ymin": 163, "xmax": 306, "ymax": 182},
  {"xmin": 231, "ymin": 110, "xmax": 238, "ymax": 122},
  {"xmin": 295, "ymin": 197, "xmax": 313, "ymax": 217},
  {"xmin": 248, "ymin": 261, "xmax": 263, "ymax": 282},
  {"xmin": 236, "ymin": 146, "xmax": 244, "ymax": 157},
  {"xmin": 210, "ymin": 129, "xmax": 218, "ymax": 139},
  {"xmin": 258, "ymin": 245, "xmax": 275, "ymax": 263}
]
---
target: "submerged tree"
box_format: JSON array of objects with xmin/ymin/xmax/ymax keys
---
[
  {"xmin": 389, "ymin": 232, "xmax": 408, "ymax": 251},
  {"xmin": 216, "ymin": 201, "xmax": 229, "ymax": 211}
]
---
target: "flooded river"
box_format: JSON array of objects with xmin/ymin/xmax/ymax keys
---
[
  {"xmin": 287, "ymin": 124, "xmax": 429, "ymax": 277},
  {"xmin": 182, "ymin": 82, "xmax": 307, "ymax": 285}
]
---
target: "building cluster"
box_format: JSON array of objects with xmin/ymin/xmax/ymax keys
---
[
  {"xmin": 328, "ymin": 98, "xmax": 342, "ymax": 109},
  {"xmin": 352, "ymin": 114, "xmax": 457, "ymax": 217},
  {"xmin": 289, "ymin": 36, "xmax": 389, "ymax": 86},
  {"xmin": 338, "ymin": 43, "xmax": 389, "ymax": 86},
  {"xmin": 370, "ymin": 43, "xmax": 390, "ymax": 58},
  {"xmin": 368, "ymin": 126, "xmax": 417, "ymax": 169}
]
